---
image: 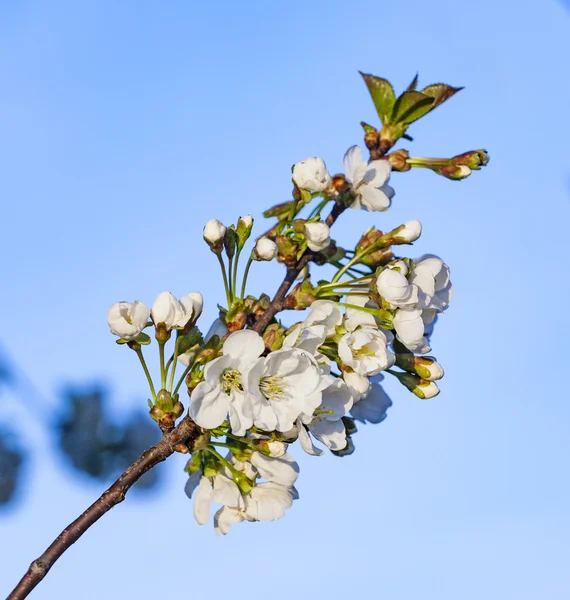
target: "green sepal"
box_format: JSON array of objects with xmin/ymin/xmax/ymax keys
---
[
  {"xmin": 184, "ymin": 452, "xmax": 203, "ymax": 475},
  {"xmin": 134, "ymin": 332, "xmax": 151, "ymax": 345},
  {"xmin": 177, "ymin": 327, "xmax": 203, "ymax": 355}
]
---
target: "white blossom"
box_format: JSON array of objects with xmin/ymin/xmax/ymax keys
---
[
  {"xmin": 298, "ymin": 376, "xmax": 353, "ymax": 455},
  {"xmin": 189, "ymin": 330, "xmax": 265, "ymax": 435},
  {"xmin": 410, "ymin": 256, "xmax": 452, "ymax": 310},
  {"xmin": 392, "ymin": 308, "xmax": 431, "ymax": 354},
  {"xmin": 180, "ymin": 292, "xmax": 203, "ymax": 321},
  {"xmin": 244, "ymin": 348, "xmax": 326, "ymax": 432},
  {"xmin": 203, "ymin": 219, "xmax": 226, "ymax": 244},
  {"xmin": 395, "ymin": 220, "xmax": 422, "ymax": 243},
  {"xmin": 292, "ymin": 157, "xmax": 331, "ymax": 192},
  {"xmin": 106, "ymin": 301, "xmax": 150, "ymax": 341},
  {"xmin": 376, "ymin": 268, "xmax": 419, "ymax": 308},
  {"xmin": 343, "ymin": 145, "xmax": 394, "ymax": 212},
  {"xmin": 254, "ymin": 237, "xmax": 278, "ymax": 261},
  {"xmin": 250, "ymin": 452, "xmax": 299, "ymax": 488},
  {"xmin": 304, "ymin": 221, "xmax": 331, "ymax": 252},
  {"xmin": 338, "ymin": 327, "xmax": 395, "ymax": 376}
]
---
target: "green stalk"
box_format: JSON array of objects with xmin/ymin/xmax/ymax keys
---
[
  {"xmin": 134, "ymin": 348, "xmax": 157, "ymax": 400},
  {"xmin": 216, "ymin": 253, "xmax": 232, "ymax": 307},
  {"xmin": 240, "ymin": 256, "xmax": 254, "ymax": 300}
]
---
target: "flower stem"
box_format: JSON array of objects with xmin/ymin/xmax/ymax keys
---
[
  {"xmin": 232, "ymin": 246, "xmax": 242, "ymax": 300},
  {"xmin": 134, "ymin": 348, "xmax": 157, "ymax": 400},
  {"xmin": 173, "ymin": 363, "xmax": 193, "ymax": 395},
  {"xmin": 216, "ymin": 254, "xmax": 232, "ymax": 307},
  {"xmin": 159, "ymin": 341, "xmax": 166, "ymax": 389},
  {"xmin": 307, "ymin": 197, "xmax": 330, "ymax": 219},
  {"xmin": 228, "ymin": 255, "xmax": 234, "ymax": 300},
  {"xmin": 168, "ymin": 335, "xmax": 181, "ymax": 393},
  {"xmin": 240, "ymin": 256, "xmax": 254, "ymax": 300}
]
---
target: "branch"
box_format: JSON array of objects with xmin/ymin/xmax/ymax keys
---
[
  {"xmin": 7, "ymin": 415, "xmax": 201, "ymax": 600},
  {"xmin": 252, "ymin": 199, "xmax": 348, "ymax": 334}
]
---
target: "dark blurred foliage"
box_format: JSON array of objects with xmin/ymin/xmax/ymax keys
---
[
  {"xmin": 58, "ymin": 387, "xmax": 161, "ymax": 489},
  {"xmin": 0, "ymin": 428, "xmax": 24, "ymax": 505},
  {"xmin": 0, "ymin": 347, "xmax": 164, "ymax": 510}
]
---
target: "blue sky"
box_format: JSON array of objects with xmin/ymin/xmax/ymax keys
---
[{"xmin": 1, "ymin": 1, "xmax": 570, "ymax": 598}]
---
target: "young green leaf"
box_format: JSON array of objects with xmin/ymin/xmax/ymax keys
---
[
  {"xmin": 392, "ymin": 91, "xmax": 434, "ymax": 125},
  {"xmin": 360, "ymin": 72, "xmax": 396, "ymax": 124},
  {"xmin": 421, "ymin": 83, "xmax": 463, "ymax": 108}
]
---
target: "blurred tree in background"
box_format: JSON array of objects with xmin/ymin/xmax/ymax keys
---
[{"xmin": 0, "ymin": 345, "xmax": 162, "ymax": 509}]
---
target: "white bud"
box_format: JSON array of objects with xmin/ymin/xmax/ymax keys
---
[
  {"xmin": 396, "ymin": 220, "xmax": 422, "ymax": 243},
  {"xmin": 254, "ymin": 237, "xmax": 278, "ymax": 261},
  {"xmin": 203, "ymin": 219, "xmax": 226, "ymax": 244},
  {"xmin": 179, "ymin": 292, "xmax": 204, "ymax": 323},
  {"xmin": 417, "ymin": 380, "xmax": 440, "ymax": 399},
  {"xmin": 106, "ymin": 301, "xmax": 150, "ymax": 340},
  {"xmin": 151, "ymin": 291, "xmax": 186, "ymax": 329},
  {"xmin": 292, "ymin": 157, "xmax": 331, "ymax": 192},
  {"xmin": 304, "ymin": 221, "xmax": 331, "ymax": 252},
  {"xmin": 239, "ymin": 215, "xmax": 253, "ymax": 228}
]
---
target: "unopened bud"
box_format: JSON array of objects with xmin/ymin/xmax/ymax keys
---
[
  {"xmin": 236, "ymin": 215, "xmax": 254, "ymax": 249},
  {"xmin": 364, "ymin": 129, "xmax": 380, "ymax": 150},
  {"xmin": 387, "ymin": 149, "xmax": 411, "ymax": 172},
  {"xmin": 203, "ymin": 219, "xmax": 226, "ymax": 252},
  {"xmin": 395, "ymin": 354, "xmax": 444, "ymax": 381},
  {"xmin": 384, "ymin": 220, "xmax": 422, "ymax": 245},
  {"xmin": 253, "ymin": 439, "xmax": 287, "ymax": 458},
  {"xmin": 356, "ymin": 227, "xmax": 394, "ymax": 269},
  {"xmin": 276, "ymin": 236, "xmax": 299, "ymax": 267},
  {"xmin": 452, "ymin": 149, "xmax": 489, "ymax": 170},
  {"xmin": 292, "ymin": 157, "xmax": 332, "ymax": 193},
  {"xmin": 436, "ymin": 164, "xmax": 472, "ymax": 180},
  {"xmin": 304, "ymin": 221, "xmax": 331, "ymax": 252},
  {"xmin": 262, "ymin": 323, "xmax": 285, "ymax": 351},
  {"xmin": 393, "ymin": 371, "xmax": 440, "ymax": 399},
  {"xmin": 254, "ymin": 237, "xmax": 278, "ymax": 261},
  {"xmin": 283, "ymin": 279, "xmax": 316, "ymax": 310}
]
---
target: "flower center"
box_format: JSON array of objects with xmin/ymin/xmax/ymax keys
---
[
  {"xmin": 221, "ymin": 369, "xmax": 243, "ymax": 395},
  {"xmin": 352, "ymin": 344, "xmax": 374, "ymax": 359},
  {"xmin": 259, "ymin": 376, "xmax": 286, "ymax": 401},
  {"xmin": 119, "ymin": 307, "xmax": 134, "ymax": 325}
]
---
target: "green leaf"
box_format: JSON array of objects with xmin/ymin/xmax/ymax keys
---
[
  {"xmin": 421, "ymin": 83, "xmax": 463, "ymax": 108},
  {"xmin": 359, "ymin": 72, "xmax": 396, "ymax": 124},
  {"xmin": 134, "ymin": 332, "xmax": 151, "ymax": 345},
  {"xmin": 360, "ymin": 121, "xmax": 377, "ymax": 134},
  {"xmin": 406, "ymin": 73, "xmax": 419, "ymax": 92},
  {"xmin": 115, "ymin": 338, "xmax": 129, "ymax": 345},
  {"xmin": 392, "ymin": 91, "xmax": 435, "ymax": 125}
]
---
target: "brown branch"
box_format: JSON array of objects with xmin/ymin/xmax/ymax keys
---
[
  {"xmin": 7, "ymin": 415, "xmax": 201, "ymax": 600},
  {"xmin": 252, "ymin": 199, "xmax": 348, "ymax": 334}
]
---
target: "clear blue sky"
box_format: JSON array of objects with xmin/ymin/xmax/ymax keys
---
[{"xmin": 1, "ymin": 1, "xmax": 570, "ymax": 598}]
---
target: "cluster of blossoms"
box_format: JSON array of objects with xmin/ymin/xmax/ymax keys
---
[{"xmin": 104, "ymin": 72, "xmax": 486, "ymax": 535}]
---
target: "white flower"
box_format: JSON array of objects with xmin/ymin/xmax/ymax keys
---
[
  {"xmin": 343, "ymin": 294, "xmax": 378, "ymax": 332},
  {"xmin": 204, "ymin": 318, "xmax": 228, "ymax": 343},
  {"xmin": 180, "ymin": 292, "xmax": 203, "ymax": 321},
  {"xmin": 151, "ymin": 291, "xmax": 186, "ymax": 329},
  {"xmin": 239, "ymin": 215, "xmax": 253, "ymax": 228},
  {"xmin": 203, "ymin": 219, "xmax": 226, "ymax": 244},
  {"xmin": 350, "ymin": 376, "xmax": 392, "ymax": 424},
  {"xmin": 304, "ymin": 221, "xmax": 331, "ymax": 252},
  {"xmin": 106, "ymin": 301, "xmax": 150, "ymax": 340},
  {"xmin": 392, "ymin": 308, "xmax": 431, "ymax": 354},
  {"xmin": 342, "ymin": 370, "xmax": 370, "ymax": 401},
  {"xmin": 292, "ymin": 157, "xmax": 331, "ymax": 192},
  {"xmin": 409, "ymin": 256, "xmax": 452, "ymax": 310},
  {"xmin": 244, "ymin": 348, "xmax": 326, "ymax": 432},
  {"xmin": 250, "ymin": 452, "xmax": 299, "ymax": 488},
  {"xmin": 298, "ymin": 376, "xmax": 353, "ymax": 455},
  {"xmin": 254, "ymin": 237, "xmax": 278, "ymax": 261},
  {"xmin": 213, "ymin": 482, "xmax": 296, "ymax": 535},
  {"xmin": 189, "ymin": 330, "xmax": 265, "ymax": 435},
  {"xmin": 338, "ymin": 327, "xmax": 395, "ymax": 376},
  {"xmin": 376, "ymin": 268, "xmax": 419, "ymax": 308},
  {"xmin": 283, "ymin": 300, "xmax": 342, "ymax": 356},
  {"xmin": 344, "ymin": 145, "xmax": 394, "ymax": 212},
  {"xmin": 184, "ymin": 471, "xmax": 241, "ymax": 526}
]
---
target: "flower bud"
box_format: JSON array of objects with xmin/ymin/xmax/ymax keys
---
[
  {"xmin": 451, "ymin": 149, "xmax": 489, "ymax": 170},
  {"xmin": 276, "ymin": 236, "xmax": 299, "ymax": 267},
  {"xmin": 262, "ymin": 323, "xmax": 285, "ymax": 351},
  {"xmin": 395, "ymin": 353, "xmax": 444, "ymax": 381},
  {"xmin": 387, "ymin": 149, "xmax": 411, "ymax": 172},
  {"xmin": 355, "ymin": 227, "xmax": 394, "ymax": 268},
  {"xmin": 304, "ymin": 221, "xmax": 331, "ymax": 252},
  {"xmin": 254, "ymin": 237, "xmax": 278, "ymax": 261},
  {"xmin": 283, "ymin": 279, "xmax": 316, "ymax": 310},
  {"xmin": 384, "ymin": 220, "xmax": 422, "ymax": 245},
  {"xmin": 292, "ymin": 157, "xmax": 331, "ymax": 192},
  {"xmin": 253, "ymin": 439, "xmax": 287, "ymax": 458},
  {"xmin": 435, "ymin": 164, "xmax": 472, "ymax": 180},
  {"xmin": 393, "ymin": 372, "xmax": 440, "ymax": 399},
  {"xmin": 203, "ymin": 219, "xmax": 226, "ymax": 252},
  {"xmin": 151, "ymin": 291, "xmax": 186, "ymax": 330}
]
